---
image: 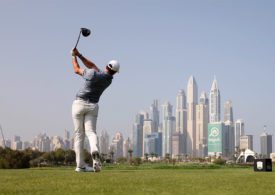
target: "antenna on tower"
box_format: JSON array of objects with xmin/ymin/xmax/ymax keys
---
[
  {"xmin": 0, "ymin": 124, "xmax": 6, "ymax": 148},
  {"xmin": 264, "ymin": 125, "xmax": 267, "ymax": 132}
]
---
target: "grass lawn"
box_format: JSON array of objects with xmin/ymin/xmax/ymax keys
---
[{"xmin": 0, "ymin": 166, "xmax": 275, "ymax": 194}]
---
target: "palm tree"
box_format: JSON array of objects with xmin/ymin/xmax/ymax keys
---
[
  {"xmin": 128, "ymin": 149, "xmax": 133, "ymax": 164},
  {"xmin": 144, "ymin": 153, "xmax": 149, "ymax": 162},
  {"xmin": 165, "ymin": 153, "xmax": 170, "ymax": 164}
]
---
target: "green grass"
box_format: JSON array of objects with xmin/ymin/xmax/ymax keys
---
[{"xmin": 0, "ymin": 166, "xmax": 275, "ymax": 195}]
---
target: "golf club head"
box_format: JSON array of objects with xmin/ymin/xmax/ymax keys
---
[{"xmin": 81, "ymin": 28, "xmax": 91, "ymax": 37}]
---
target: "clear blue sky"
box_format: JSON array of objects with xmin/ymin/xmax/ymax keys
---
[{"xmin": 0, "ymin": 0, "xmax": 274, "ymax": 152}]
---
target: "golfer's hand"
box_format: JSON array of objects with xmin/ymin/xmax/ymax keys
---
[{"xmin": 71, "ymin": 48, "xmax": 81, "ymax": 57}]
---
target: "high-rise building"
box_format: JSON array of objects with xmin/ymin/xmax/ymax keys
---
[
  {"xmin": 23, "ymin": 141, "xmax": 32, "ymax": 150},
  {"xmin": 260, "ymin": 131, "xmax": 272, "ymax": 158},
  {"xmin": 162, "ymin": 101, "xmax": 173, "ymax": 121},
  {"xmin": 123, "ymin": 137, "xmax": 131, "ymax": 158},
  {"xmin": 132, "ymin": 113, "xmax": 144, "ymax": 157},
  {"xmin": 195, "ymin": 92, "xmax": 209, "ymax": 157},
  {"xmin": 162, "ymin": 116, "xmax": 175, "ymax": 157},
  {"xmin": 172, "ymin": 132, "xmax": 184, "ymax": 158},
  {"xmin": 161, "ymin": 101, "xmax": 175, "ymax": 157},
  {"xmin": 109, "ymin": 132, "xmax": 124, "ymax": 160},
  {"xmin": 208, "ymin": 122, "xmax": 226, "ymax": 157},
  {"xmin": 224, "ymin": 100, "xmax": 233, "ymax": 122},
  {"xmin": 175, "ymin": 90, "xmax": 187, "ymax": 154},
  {"xmin": 187, "ymin": 76, "xmax": 198, "ymax": 156},
  {"xmin": 143, "ymin": 119, "xmax": 153, "ymax": 156},
  {"xmin": 12, "ymin": 135, "xmax": 22, "ymax": 150},
  {"xmin": 176, "ymin": 89, "xmax": 187, "ymax": 133},
  {"xmin": 33, "ymin": 133, "xmax": 51, "ymax": 152},
  {"xmin": 64, "ymin": 129, "xmax": 70, "ymax": 150},
  {"xmin": 235, "ymin": 119, "xmax": 245, "ymax": 151},
  {"xmin": 209, "ymin": 77, "xmax": 221, "ymax": 123},
  {"xmin": 224, "ymin": 120, "xmax": 235, "ymax": 158},
  {"xmin": 99, "ymin": 130, "xmax": 110, "ymax": 155},
  {"xmin": 144, "ymin": 132, "xmax": 162, "ymax": 157},
  {"xmin": 51, "ymin": 136, "xmax": 65, "ymax": 150},
  {"xmin": 240, "ymin": 135, "xmax": 253, "ymax": 151},
  {"xmin": 149, "ymin": 99, "xmax": 160, "ymax": 132}
]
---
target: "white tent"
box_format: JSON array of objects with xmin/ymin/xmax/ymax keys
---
[{"xmin": 236, "ymin": 149, "xmax": 257, "ymax": 163}]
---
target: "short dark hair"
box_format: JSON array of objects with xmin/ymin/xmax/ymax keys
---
[{"xmin": 106, "ymin": 66, "xmax": 117, "ymax": 75}]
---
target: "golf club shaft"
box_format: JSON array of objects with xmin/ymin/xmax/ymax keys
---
[{"xmin": 74, "ymin": 30, "xmax": 82, "ymax": 49}]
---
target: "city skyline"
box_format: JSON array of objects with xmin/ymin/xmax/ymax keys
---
[
  {"xmin": 1, "ymin": 74, "xmax": 273, "ymax": 153},
  {"xmin": 0, "ymin": 1, "xmax": 275, "ymax": 154}
]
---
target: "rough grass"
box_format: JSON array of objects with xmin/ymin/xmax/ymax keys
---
[{"xmin": 0, "ymin": 166, "xmax": 275, "ymax": 194}]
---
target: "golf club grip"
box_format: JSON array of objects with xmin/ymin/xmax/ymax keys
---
[{"xmin": 74, "ymin": 31, "xmax": 82, "ymax": 48}]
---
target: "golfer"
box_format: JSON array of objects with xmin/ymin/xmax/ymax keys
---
[{"xmin": 71, "ymin": 48, "xmax": 120, "ymax": 172}]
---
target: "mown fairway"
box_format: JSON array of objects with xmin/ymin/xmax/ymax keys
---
[{"xmin": 0, "ymin": 167, "xmax": 275, "ymax": 195}]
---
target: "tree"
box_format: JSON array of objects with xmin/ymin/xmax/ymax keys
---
[
  {"xmin": 0, "ymin": 147, "xmax": 30, "ymax": 168},
  {"xmin": 128, "ymin": 149, "xmax": 133, "ymax": 164},
  {"xmin": 144, "ymin": 153, "xmax": 149, "ymax": 162},
  {"xmin": 165, "ymin": 153, "xmax": 171, "ymax": 164},
  {"xmin": 64, "ymin": 150, "xmax": 75, "ymax": 165},
  {"xmin": 55, "ymin": 148, "xmax": 65, "ymax": 165}
]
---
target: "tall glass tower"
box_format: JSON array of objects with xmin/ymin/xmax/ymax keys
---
[
  {"xmin": 224, "ymin": 100, "xmax": 233, "ymax": 122},
  {"xmin": 209, "ymin": 77, "xmax": 221, "ymax": 123},
  {"xmin": 187, "ymin": 76, "xmax": 198, "ymax": 156},
  {"xmin": 260, "ymin": 128, "xmax": 272, "ymax": 158},
  {"xmin": 176, "ymin": 89, "xmax": 187, "ymax": 133},
  {"xmin": 132, "ymin": 113, "xmax": 144, "ymax": 157},
  {"xmin": 195, "ymin": 91, "xmax": 209, "ymax": 157},
  {"xmin": 161, "ymin": 101, "xmax": 174, "ymax": 157},
  {"xmin": 149, "ymin": 99, "xmax": 160, "ymax": 133},
  {"xmin": 234, "ymin": 119, "xmax": 244, "ymax": 150}
]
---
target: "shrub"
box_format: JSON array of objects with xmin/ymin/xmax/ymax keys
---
[
  {"xmin": 0, "ymin": 148, "xmax": 30, "ymax": 168},
  {"xmin": 213, "ymin": 158, "xmax": 226, "ymax": 165}
]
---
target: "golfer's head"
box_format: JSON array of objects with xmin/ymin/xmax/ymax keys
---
[{"xmin": 106, "ymin": 60, "xmax": 120, "ymax": 75}]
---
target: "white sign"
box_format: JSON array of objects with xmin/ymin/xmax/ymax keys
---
[{"xmin": 257, "ymin": 161, "xmax": 263, "ymax": 170}]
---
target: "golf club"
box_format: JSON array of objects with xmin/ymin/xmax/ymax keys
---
[{"xmin": 74, "ymin": 28, "xmax": 91, "ymax": 48}]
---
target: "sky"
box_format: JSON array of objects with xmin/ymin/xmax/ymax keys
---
[{"xmin": 0, "ymin": 0, "xmax": 274, "ymax": 152}]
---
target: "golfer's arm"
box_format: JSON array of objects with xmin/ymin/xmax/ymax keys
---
[
  {"xmin": 72, "ymin": 57, "xmax": 83, "ymax": 75},
  {"xmin": 78, "ymin": 55, "xmax": 100, "ymax": 71}
]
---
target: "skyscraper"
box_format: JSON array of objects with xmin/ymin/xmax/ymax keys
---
[
  {"xmin": 51, "ymin": 136, "xmax": 65, "ymax": 150},
  {"xmin": 234, "ymin": 119, "xmax": 244, "ymax": 151},
  {"xmin": 162, "ymin": 101, "xmax": 175, "ymax": 157},
  {"xmin": 162, "ymin": 116, "xmax": 175, "ymax": 157},
  {"xmin": 99, "ymin": 130, "xmax": 110, "ymax": 155},
  {"xmin": 144, "ymin": 132, "xmax": 162, "ymax": 157},
  {"xmin": 260, "ymin": 130, "xmax": 272, "ymax": 158},
  {"xmin": 176, "ymin": 89, "xmax": 187, "ymax": 133},
  {"xmin": 240, "ymin": 135, "xmax": 253, "ymax": 151},
  {"xmin": 109, "ymin": 132, "xmax": 124, "ymax": 160},
  {"xmin": 12, "ymin": 135, "xmax": 22, "ymax": 150},
  {"xmin": 123, "ymin": 137, "xmax": 131, "ymax": 158},
  {"xmin": 208, "ymin": 122, "xmax": 226, "ymax": 157},
  {"xmin": 187, "ymin": 76, "xmax": 198, "ymax": 156},
  {"xmin": 195, "ymin": 91, "xmax": 209, "ymax": 157},
  {"xmin": 162, "ymin": 101, "xmax": 173, "ymax": 121},
  {"xmin": 132, "ymin": 113, "xmax": 144, "ymax": 157},
  {"xmin": 143, "ymin": 119, "xmax": 153, "ymax": 156},
  {"xmin": 149, "ymin": 99, "xmax": 160, "ymax": 133},
  {"xmin": 175, "ymin": 90, "xmax": 187, "ymax": 154},
  {"xmin": 209, "ymin": 77, "xmax": 221, "ymax": 123},
  {"xmin": 224, "ymin": 120, "xmax": 235, "ymax": 158},
  {"xmin": 224, "ymin": 100, "xmax": 233, "ymax": 122},
  {"xmin": 64, "ymin": 129, "xmax": 70, "ymax": 150}
]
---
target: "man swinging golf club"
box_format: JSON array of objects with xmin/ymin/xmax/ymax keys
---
[{"xmin": 71, "ymin": 47, "xmax": 120, "ymax": 172}]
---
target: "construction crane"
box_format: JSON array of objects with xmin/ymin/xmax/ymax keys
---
[{"xmin": 0, "ymin": 124, "xmax": 5, "ymax": 148}]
